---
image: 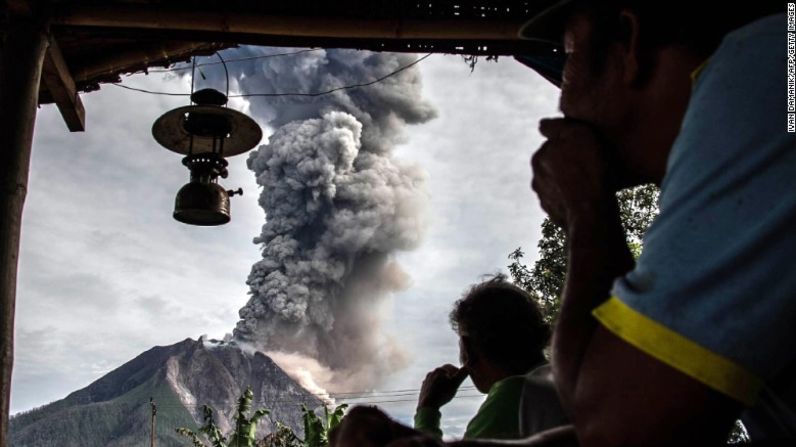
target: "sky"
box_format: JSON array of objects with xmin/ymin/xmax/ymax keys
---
[{"xmin": 10, "ymin": 49, "xmax": 559, "ymax": 438}]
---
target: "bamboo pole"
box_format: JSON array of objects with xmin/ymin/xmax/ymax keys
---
[
  {"xmin": 53, "ymin": 5, "xmax": 525, "ymax": 41},
  {"xmin": 0, "ymin": 15, "xmax": 49, "ymax": 446}
]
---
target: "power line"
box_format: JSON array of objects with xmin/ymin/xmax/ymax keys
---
[
  {"xmin": 110, "ymin": 53, "xmax": 433, "ymax": 98},
  {"xmin": 111, "ymin": 84, "xmax": 188, "ymax": 97},
  {"xmin": 338, "ymin": 395, "xmax": 485, "ymax": 405},
  {"xmin": 328, "ymin": 386, "xmax": 476, "ymax": 396},
  {"xmin": 231, "ymin": 53, "xmax": 432, "ymax": 98},
  {"xmin": 145, "ymin": 385, "xmax": 476, "ymax": 404},
  {"xmin": 151, "ymin": 393, "xmax": 485, "ymax": 408},
  {"xmin": 145, "ymin": 386, "xmax": 483, "ymax": 408}
]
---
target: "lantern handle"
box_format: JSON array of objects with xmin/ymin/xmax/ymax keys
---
[
  {"xmin": 190, "ymin": 56, "xmax": 196, "ymax": 105},
  {"xmin": 216, "ymin": 52, "xmax": 230, "ymax": 100},
  {"xmin": 188, "ymin": 53, "xmax": 230, "ymax": 104}
]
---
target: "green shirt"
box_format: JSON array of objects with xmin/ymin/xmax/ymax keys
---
[{"xmin": 413, "ymin": 376, "xmax": 525, "ymax": 440}]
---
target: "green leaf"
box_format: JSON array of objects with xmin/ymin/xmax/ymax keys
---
[
  {"xmin": 301, "ymin": 406, "xmax": 325, "ymax": 447},
  {"xmin": 327, "ymin": 404, "xmax": 348, "ymax": 433},
  {"xmin": 176, "ymin": 427, "xmax": 209, "ymax": 447}
]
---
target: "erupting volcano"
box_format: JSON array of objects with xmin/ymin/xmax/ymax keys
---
[{"xmin": 228, "ymin": 48, "xmax": 436, "ymax": 391}]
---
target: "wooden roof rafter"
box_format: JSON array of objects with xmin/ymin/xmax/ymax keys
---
[{"xmin": 40, "ymin": 36, "xmax": 85, "ymax": 131}]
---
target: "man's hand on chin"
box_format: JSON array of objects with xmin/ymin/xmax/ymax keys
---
[{"xmin": 531, "ymin": 117, "xmax": 620, "ymax": 230}]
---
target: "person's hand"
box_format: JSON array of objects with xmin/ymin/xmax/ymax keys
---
[
  {"xmin": 329, "ymin": 406, "xmax": 419, "ymax": 447},
  {"xmin": 417, "ymin": 364, "xmax": 469, "ymax": 410},
  {"xmin": 531, "ymin": 117, "xmax": 615, "ymax": 229}
]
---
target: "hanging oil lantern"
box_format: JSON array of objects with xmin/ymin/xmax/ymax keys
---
[{"xmin": 151, "ymin": 58, "xmax": 261, "ymax": 226}]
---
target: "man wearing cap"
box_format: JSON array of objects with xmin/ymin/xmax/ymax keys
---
[
  {"xmin": 330, "ymin": 1, "xmax": 793, "ymax": 446},
  {"xmin": 520, "ymin": 1, "xmax": 793, "ymax": 445}
]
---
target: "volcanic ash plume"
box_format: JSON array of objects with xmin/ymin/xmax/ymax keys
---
[{"xmin": 231, "ymin": 49, "xmax": 436, "ymax": 391}]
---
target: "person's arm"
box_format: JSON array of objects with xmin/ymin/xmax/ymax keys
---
[
  {"xmin": 530, "ymin": 118, "xmax": 634, "ymax": 411},
  {"xmin": 532, "ymin": 118, "xmax": 743, "ymax": 446},
  {"xmin": 414, "ymin": 365, "xmax": 469, "ymax": 438},
  {"xmin": 570, "ymin": 326, "xmax": 742, "ymax": 446},
  {"xmin": 557, "ymin": 209, "xmax": 742, "ymax": 445},
  {"xmin": 549, "ymin": 198, "xmax": 633, "ymax": 411},
  {"xmin": 414, "ymin": 407, "xmax": 444, "ymax": 439}
]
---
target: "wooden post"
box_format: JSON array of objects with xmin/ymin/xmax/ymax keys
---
[{"xmin": 0, "ymin": 14, "xmax": 49, "ymax": 446}]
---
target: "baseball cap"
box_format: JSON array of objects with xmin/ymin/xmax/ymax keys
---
[
  {"xmin": 519, "ymin": 0, "xmax": 576, "ymax": 44},
  {"xmin": 514, "ymin": 0, "xmax": 577, "ymax": 87}
]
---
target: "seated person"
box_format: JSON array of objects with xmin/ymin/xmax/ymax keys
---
[{"xmin": 414, "ymin": 275, "xmax": 567, "ymax": 440}]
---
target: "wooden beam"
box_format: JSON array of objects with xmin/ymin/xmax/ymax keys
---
[
  {"xmin": 0, "ymin": 16, "xmax": 49, "ymax": 447},
  {"xmin": 53, "ymin": 5, "xmax": 525, "ymax": 41},
  {"xmin": 41, "ymin": 37, "xmax": 85, "ymax": 132},
  {"xmin": 72, "ymin": 42, "xmax": 219, "ymax": 83}
]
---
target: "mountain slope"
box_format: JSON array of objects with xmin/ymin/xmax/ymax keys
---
[{"xmin": 9, "ymin": 338, "xmax": 323, "ymax": 447}]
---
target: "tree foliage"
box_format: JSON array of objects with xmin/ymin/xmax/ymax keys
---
[
  {"xmin": 257, "ymin": 421, "xmax": 301, "ymax": 447},
  {"xmin": 177, "ymin": 389, "xmax": 348, "ymax": 447},
  {"xmin": 301, "ymin": 404, "xmax": 348, "ymax": 447},
  {"xmin": 176, "ymin": 388, "xmax": 269, "ymax": 447},
  {"xmin": 508, "ymin": 184, "xmax": 660, "ymax": 323},
  {"xmin": 258, "ymin": 404, "xmax": 348, "ymax": 447}
]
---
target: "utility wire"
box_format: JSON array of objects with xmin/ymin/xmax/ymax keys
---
[
  {"xmin": 151, "ymin": 394, "xmax": 485, "ymax": 408},
  {"xmin": 150, "ymin": 395, "xmax": 485, "ymax": 407},
  {"xmin": 154, "ymin": 393, "xmax": 484, "ymax": 405},
  {"xmin": 146, "ymin": 385, "xmax": 476, "ymax": 402},
  {"xmin": 146, "ymin": 386, "xmax": 483, "ymax": 408},
  {"xmin": 325, "ymin": 386, "xmax": 475, "ymax": 396},
  {"xmin": 112, "ymin": 84, "xmax": 189, "ymax": 97},
  {"xmin": 230, "ymin": 53, "xmax": 432, "ymax": 98},
  {"xmin": 111, "ymin": 53, "xmax": 433, "ymax": 98}
]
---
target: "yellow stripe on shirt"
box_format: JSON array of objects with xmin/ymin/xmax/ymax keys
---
[
  {"xmin": 593, "ymin": 296, "xmax": 762, "ymax": 406},
  {"xmin": 690, "ymin": 58, "xmax": 710, "ymax": 85}
]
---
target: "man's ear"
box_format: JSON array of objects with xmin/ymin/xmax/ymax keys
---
[{"xmin": 617, "ymin": 8, "xmax": 643, "ymax": 86}]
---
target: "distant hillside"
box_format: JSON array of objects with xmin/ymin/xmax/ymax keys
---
[{"xmin": 9, "ymin": 338, "xmax": 323, "ymax": 447}]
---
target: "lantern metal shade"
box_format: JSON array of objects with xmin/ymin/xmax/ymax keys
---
[
  {"xmin": 173, "ymin": 181, "xmax": 231, "ymax": 226},
  {"xmin": 152, "ymin": 105, "xmax": 262, "ymax": 157}
]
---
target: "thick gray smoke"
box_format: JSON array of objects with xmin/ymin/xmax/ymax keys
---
[{"xmin": 216, "ymin": 48, "xmax": 436, "ymax": 390}]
